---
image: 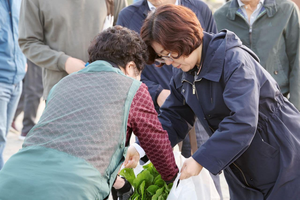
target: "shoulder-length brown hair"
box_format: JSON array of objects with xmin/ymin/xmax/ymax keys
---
[{"xmin": 141, "ymin": 4, "xmax": 204, "ymax": 64}]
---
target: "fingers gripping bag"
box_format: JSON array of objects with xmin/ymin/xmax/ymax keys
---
[{"xmin": 167, "ymin": 152, "xmax": 220, "ymax": 200}]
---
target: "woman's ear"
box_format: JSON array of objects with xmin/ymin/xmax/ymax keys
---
[
  {"xmin": 125, "ymin": 61, "xmax": 140, "ymax": 80},
  {"xmin": 125, "ymin": 61, "xmax": 136, "ymax": 71}
]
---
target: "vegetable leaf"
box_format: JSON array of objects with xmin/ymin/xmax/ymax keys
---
[
  {"xmin": 146, "ymin": 185, "xmax": 160, "ymax": 195},
  {"xmin": 120, "ymin": 168, "xmax": 136, "ymax": 186},
  {"xmin": 133, "ymin": 170, "xmax": 154, "ymax": 189}
]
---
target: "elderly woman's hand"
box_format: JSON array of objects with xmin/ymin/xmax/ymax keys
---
[
  {"xmin": 123, "ymin": 145, "xmax": 140, "ymax": 168},
  {"xmin": 179, "ymin": 157, "xmax": 203, "ymax": 180}
]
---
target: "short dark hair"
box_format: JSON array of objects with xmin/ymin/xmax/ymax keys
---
[
  {"xmin": 88, "ymin": 25, "xmax": 148, "ymax": 71},
  {"xmin": 141, "ymin": 5, "xmax": 204, "ymax": 64}
]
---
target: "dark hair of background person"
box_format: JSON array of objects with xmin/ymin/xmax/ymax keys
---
[
  {"xmin": 140, "ymin": 5, "xmax": 204, "ymax": 65},
  {"xmin": 88, "ymin": 25, "xmax": 148, "ymax": 71}
]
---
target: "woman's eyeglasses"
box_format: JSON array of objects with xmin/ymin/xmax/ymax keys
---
[{"xmin": 155, "ymin": 52, "xmax": 174, "ymax": 64}]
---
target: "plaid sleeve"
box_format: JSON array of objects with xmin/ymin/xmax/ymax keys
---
[{"xmin": 126, "ymin": 83, "xmax": 178, "ymax": 182}]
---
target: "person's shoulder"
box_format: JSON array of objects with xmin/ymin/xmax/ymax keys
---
[
  {"xmin": 214, "ymin": 2, "xmax": 231, "ymax": 17},
  {"xmin": 276, "ymin": 0, "xmax": 298, "ymax": 10},
  {"xmin": 117, "ymin": 0, "xmax": 148, "ymax": 26},
  {"xmin": 119, "ymin": 0, "xmax": 147, "ymax": 17}
]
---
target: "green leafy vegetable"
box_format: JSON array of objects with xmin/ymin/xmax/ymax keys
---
[
  {"xmin": 139, "ymin": 180, "xmax": 146, "ymax": 199},
  {"xmin": 119, "ymin": 168, "xmax": 136, "ymax": 186},
  {"xmin": 133, "ymin": 170, "xmax": 154, "ymax": 189},
  {"xmin": 152, "ymin": 187, "xmax": 164, "ymax": 200},
  {"xmin": 120, "ymin": 162, "xmax": 173, "ymax": 200},
  {"xmin": 146, "ymin": 185, "xmax": 160, "ymax": 196}
]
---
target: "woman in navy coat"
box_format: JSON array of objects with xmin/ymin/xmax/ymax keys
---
[{"xmin": 139, "ymin": 4, "xmax": 300, "ymax": 200}]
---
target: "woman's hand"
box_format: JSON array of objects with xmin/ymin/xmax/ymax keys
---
[
  {"xmin": 179, "ymin": 157, "xmax": 203, "ymax": 180},
  {"xmin": 65, "ymin": 57, "xmax": 85, "ymax": 74},
  {"xmin": 123, "ymin": 145, "xmax": 140, "ymax": 168},
  {"xmin": 157, "ymin": 89, "xmax": 170, "ymax": 107}
]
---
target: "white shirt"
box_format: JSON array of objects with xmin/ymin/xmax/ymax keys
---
[
  {"xmin": 237, "ymin": 0, "xmax": 264, "ymax": 26},
  {"xmin": 147, "ymin": 0, "xmax": 179, "ymax": 11}
]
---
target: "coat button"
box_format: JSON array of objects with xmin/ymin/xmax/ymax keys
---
[
  {"xmin": 274, "ymin": 70, "xmax": 278, "ymax": 75},
  {"xmin": 250, "ymin": 178, "xmax": 253, "ymax": 181},
  {"xmin": 182, "ymin": 89, "xmax": 185, "ymax": 93}
]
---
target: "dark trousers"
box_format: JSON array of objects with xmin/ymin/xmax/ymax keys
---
[{"xmin": 13, "ymin": 60, "xmax": 43, "ymax": 134}]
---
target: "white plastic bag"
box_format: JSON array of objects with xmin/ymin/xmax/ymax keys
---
[
  {"xmin": 102, "ymin": 14, "xmax": 114, "ymax": 31},
  {"xmin": 167, "ymin": 152, "xmax": 220, "ymax": 200}
]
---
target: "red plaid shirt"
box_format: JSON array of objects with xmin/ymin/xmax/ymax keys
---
[{"xmin": 126, "ymin": 83, "xmax": 178, "ymax": 182}]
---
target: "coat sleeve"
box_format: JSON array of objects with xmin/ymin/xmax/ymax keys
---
[
  {"xmin": 193, "ymin": 58, "xmax": 259, "ymax": 175},
  {"xmin": 158, "ymin": 78, "xmax": 196, "ymax": 147},
  {"xmin": 18, "ymin": 0, "xmax": 69, "ymax": 72},
  {"xmin": 140, "ymin": 66, "xmax": 164, "ymax": 108},
  {"xmin": 201, "ymin": 3, "xmax": 218, "ymax": 34},
  {"xmin": 116, "ymin": 6, "xmax": 131, "ymax": 27},
  {"xmin": 285, "ymin": 4, "xmax": 300, "ymax": 111},
  {"xmin": 127, "ymin": 83, "xmax": 178, "ymax": 182}
]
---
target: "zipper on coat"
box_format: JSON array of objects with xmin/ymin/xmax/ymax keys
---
[
  {"xmin": 236, "ymin": 10, "xmax": 266, "ymax": 47},
  {"xmin": 182, "ymin": 73, "xmax": 202, "ymax": 99},
  {"xmin": 248, "ymin": 10, "xmax": 266, "ymax": 46},
  {"xmin": 209, "ymin": 125, "xmax": 215, "ymax": 133},
  {"xmin": 193, "ymin": 71, "xmax": 202, "ymax": 99},
  {"xmin": 192, "ymin": 84, "xmax": 196, "ymax": 94},
  {"xmin": 193, "ymin": 71, "xmax": 197, "ymax": 95},
  {"xmin": 233, "ymin": 162, "xmax": 250, "ymax": 187},
  {"xmin": 249, "ymin": 26, "xmax": 252, "ymax": 45}
]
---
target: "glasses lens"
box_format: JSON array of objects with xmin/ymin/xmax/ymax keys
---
[{"xmin": 155, "ymin": 58, "xmax": 166, "ymax": 63}]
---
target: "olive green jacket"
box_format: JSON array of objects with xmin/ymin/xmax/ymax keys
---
[{"xmin": 214, "ymin": 0, "xmax": 300, "ymax": 110}]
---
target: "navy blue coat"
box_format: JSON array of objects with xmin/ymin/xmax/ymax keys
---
[
  {"xmin": 159, "ymin": 30, "xmax": 300, "ymax": 199},
  {"xmin": 116, "ymin": 0, "xmax": 217, "ymax": 112}
]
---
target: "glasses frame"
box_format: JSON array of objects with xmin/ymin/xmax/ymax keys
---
[{"xmin": 155, "ymin": 52, "xmax": 174, "ymax": 64}]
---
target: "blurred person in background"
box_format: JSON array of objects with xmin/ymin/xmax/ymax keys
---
[
  {"xmin": 11, "ymin": 60, "xmax": 43, "ymax": 140},
  {"xmin": 214, "ymin": 0, "xmax": 300, "ymax": 110},
  {"xmin": 0, "ymin": 0, "xmax": 26, "ymax": 170},
  {"xmin": 18, "ymin": 0, "xmax": 127, "ymax": 102},
  {"xmin": 0, "ymin": 26, "xmax": 178, "ymax": 200}
]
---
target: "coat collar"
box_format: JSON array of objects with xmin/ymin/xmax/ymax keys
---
[
  {"xmin": 77, "ymin": 60, "xmax": 124, "ymax": 75},
  {"xmin": 226, "ymin": 0, "xmax": 278, "ymax": 20},
  {"xmin": 181, "ymin": 31, "xmax": 226, "ymax": 84},
  {"xmin": 142, "ymin": 0, "xmax": 151, "ymax": 17}
]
